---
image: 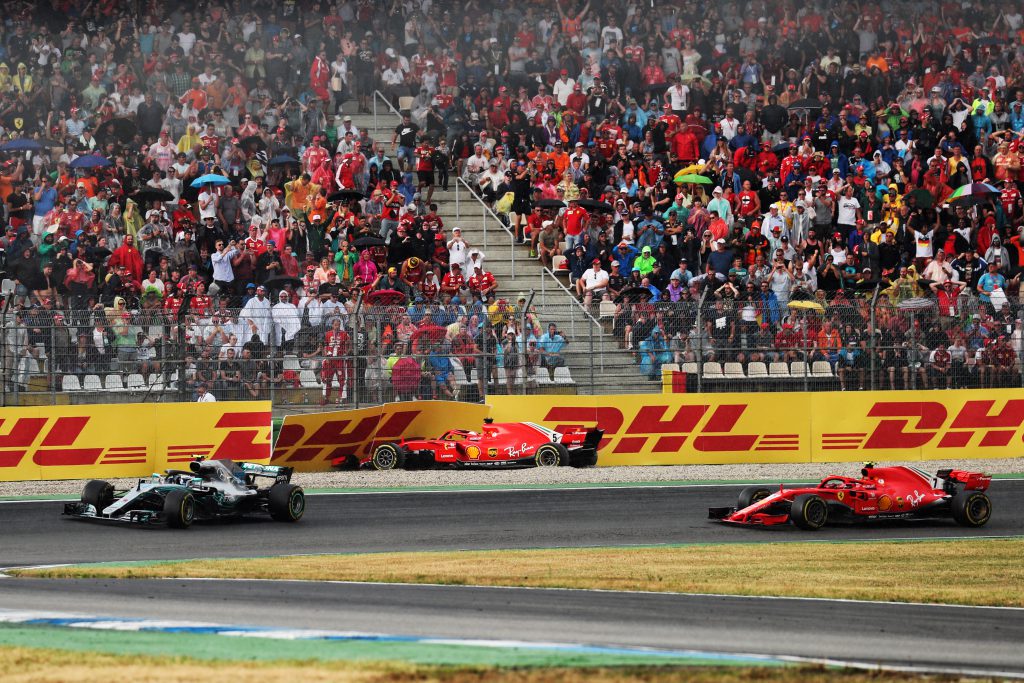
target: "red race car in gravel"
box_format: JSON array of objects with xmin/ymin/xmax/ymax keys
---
[
  {"xmin": 334, "ymin": 419, "xmax": 603, "ymax": 471},
  {"xmin": 709, "ymin": 464, "xmax": 992, "ymax": 530}
]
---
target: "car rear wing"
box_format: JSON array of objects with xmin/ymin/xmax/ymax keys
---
[
  {"xmin": 240, "ymin": 462, "xmax": 294, "ymax": 482},
  {"xmin": 937, "ymin": 469, "xmax": 991, "ymax": 492}
]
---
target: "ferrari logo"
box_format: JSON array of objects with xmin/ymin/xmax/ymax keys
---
[{"xmin": 836, "ymin": 491, "xmax": 845, "ymax": 501}]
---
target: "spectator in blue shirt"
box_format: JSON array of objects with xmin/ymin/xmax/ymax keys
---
[
  {"xmin": 32, "ymin": 176, "xmax": 57, "ymax": 238},
  {"xmin": 538, "ymin": 323, "xmax": 567, "ymax": 369}
]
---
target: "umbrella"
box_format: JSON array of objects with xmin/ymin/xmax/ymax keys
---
[
  {"xmin": 787, "ymin": 300, "xmax": 825, "ymax": 312},
  {"xmin": 772, "ymin": 141, "xmax": 795, "ymax": 153},
  {"xmin": 948, "ymin": 182, "xmax": 999, "ymax": 205},
  {"xmin": 673, "ymin": 173, "xmax": 713, "ymax": 185},
  {"xmin": 787, "ymin": 98, "xmax": 822, "ymax": 112},
  {"xmin": 535, "ymin": 199, "xmax": 565, "ymax": 209},
  {"xmin": 365, "ymin": 289, "xmax": 408, "ymax": 307},
  {"xmin": 0, "ymin": 139, "xmax": 41, "ymax": 152},
  {"xmin": 239, "ymin": 135, "xmax": 267, "ymax": 151},
  {"xmin": 190, "ymin": 174, "xmax": 230, "ymax": 188},
  {"xmin": 674, "ymin": 161, "xmax": 705, "ymax": 175},
  {"xmin": 898, "ymin": 297, "xmax": 938, "ymax": 311},
  {"xmin": 680, "ymin": 73, "xmax": 712, "ymax": 86},
  {"xmin": 390, "ymin": 356, "xmax": 423, "ymax": 395},
  {"xmin": 614, "ymin": 286, "xmax": 654, "ymax": 303},
  {"xmin": 132, "ymin": 188, "xmax": 175, "ymax": 203},
  {"xmin": 262, "ymin": 275, "xmax": 303, "ymax": 292},
  {"xmin": 353, "ymin": 235, "xmax": 386, "ymax": 248},
  {"xmin": 327, "ymin": 189, "xmax": 366, "ymax": 202},
  {"xmin": 906, "ymin": 188, "xmax": 935, "ymax": 209},
  {"xmin": 268, "ymin": 154, "xmax": 299, "ymax": 166},
  {"xmin": 69, "ymin": 154, "xmax": 111, "ymax": 169},
  {"xmin": 93, "ymin": 117, "xmax": 137, "ymax": 144},
  {"xmin": 577, "ymin": 198, "xmax": 614, "ymax": 213},
  {"xmin": 410, "ymin": 325, "xmax": 448, "ymax": 352}
]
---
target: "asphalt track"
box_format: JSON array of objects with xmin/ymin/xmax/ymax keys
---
[{"xmin": 1, "ymin": 481, "xmax": 1023, "ymax": 675}]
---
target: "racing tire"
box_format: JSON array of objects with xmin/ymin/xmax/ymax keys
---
[
  {"xmin": 82, "ymin": 480, "xmax": 114, "ymax": 512},
  {"xmin": 334, "ymin": 455, "xmax": 359, "ymax": 471},
  {"xmin": 951, "ymin": 490, "xmax": 991, "ymax": 527},
  {"xmin": 789, "ymin": 494, "xmax": 828, "ymax": 530},
  {"xmin": 269, "ymin": 483, "xmax": 306, "ymax": 522},
  {"xmin": 535, "ymin": 442, "xmax": 568, "ymax": 467},
  {"xmin": 736, "ymin": 486, "xmax": 772, "ymax": 510},
  {"xmin": 371, "ymin": 443, "xmax": 407, "ymax": 471},
  {"xmin": 569, "ymin": 450, "xmax": 599, "ymax": 468},
  {"xmin": 163, "ymin": 489, "xmax": 195, "ymax": 529}
]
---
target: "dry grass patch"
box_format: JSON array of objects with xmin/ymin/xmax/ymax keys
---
[
  {"xmin": 0, "ymin": 646, "xmax": 968, "ymax": 683},
  {"xmin": 17, "ymin": 538, "xmax": 1024, "ymax": 607}
]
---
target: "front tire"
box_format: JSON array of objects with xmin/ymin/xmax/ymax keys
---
[
  {"xmin": 82, "ymin": 480, "xmax": 114, "ymax": 513},
  {"xmin": 163, "ymin": 489, "xmax": 195, "ymax": 529},
  {"xmin": 737, "ymin": 486, "xmax": 771, "ymax": 510},
  {"xmin": 269, "ymin": 483, "xmax": 305, "ymax": 522},
  {"xmin": 951, "ymin": 490, "xmax": 991, "ymax": 527},
  {"xmin": 790, "ymin": 494, "xmax": 828, "ymax": 530},
  {"xmin": 534, "ymin": 442, "xmax": 568, "ymax": 467},
  {"xmin": 371, "ymin": 443, "xmax": 407, "ymax": 471}
]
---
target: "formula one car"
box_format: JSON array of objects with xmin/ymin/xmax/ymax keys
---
[
  {"xmin": 63, "ymin": 459, "xmax": 305, "ymax": 528},
  {"xmin": 708, "ymin": 464, "xmax": 992, "ymax": 530},
  {"xmin": 333, "ymin": 419, "xmax": 603, "ymax": 470}
]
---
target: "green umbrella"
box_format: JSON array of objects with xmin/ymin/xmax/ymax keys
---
[{"xmin": 673, "ymin": 173, "xmax": 713, "ymax": 185}]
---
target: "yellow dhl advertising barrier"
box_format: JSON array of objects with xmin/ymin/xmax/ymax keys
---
[
  {"xmin": 273, "ymin": 400, "xmax": 490, "ymax": 471},
  {"xmin": 0, "ymin": 402, "xmax": 272, "ymax": 482},
  {"xmin": 487, "ymin": 389, "xmax": 1024, "ymax": 466}
]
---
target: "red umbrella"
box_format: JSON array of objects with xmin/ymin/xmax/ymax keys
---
[
  {"xmin": 410, "ymin": 325, "xmax": 448, "ymax": 353},
  {"xmin": 365, "ymin": 289, "xmax": 408, "ymax": 307},
  {"xmin": 391, "ymin": 356, "xmax": 422, "ymax": 396}
]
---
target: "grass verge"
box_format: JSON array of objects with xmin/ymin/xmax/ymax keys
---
[
  {"xmin": 0, "ymin": 644, "xmax": 972, "ymax": 682},
  {"xmin": 16, "ymin": 538, "xmax": 1023, "ymax": 607}
]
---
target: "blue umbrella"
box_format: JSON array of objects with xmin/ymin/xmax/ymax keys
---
[
  {"xmin": 190, "ymin": 174, "xmax": 231, "ymax": 188},
  {"xmin": 0, "ymin": 139, "xmax": 42, "ymax": 152},
  {"xmin": 69, "ymin": 154, "xmax": 111, "ymax": 169},
  {"xmin": 268, "ymin": 154, "xmax": 299, "ymax": 166}
]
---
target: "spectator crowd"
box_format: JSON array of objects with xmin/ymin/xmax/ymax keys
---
[{"xmin": 0, "ymin": 0, "xmax": 1022, "ymax": 399}]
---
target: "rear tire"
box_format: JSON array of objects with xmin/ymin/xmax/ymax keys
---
[
  {"xmin": 737, "ymin": 486, "xmax": 771, "ymax": 509},
  {"xmin": 951, "ymin": 490, "xmax": 991, "ymax": 527},
  {"xmin": 371, "ymin": 443, "xmax": 407, "ymax": 471},
  {"xmin": 569, "ymin": 450, "xmax": 598, "ymax": 468},
  {"xmin": 163, "ymin": 489, "xmax": 195, "ymax": 529},
  {"xmin": 535, "ymin": 442, "xmax": 568, "ymax": 467},
  {"xmin": 269, "ymin": 483, "xmax": 305, "ymax": 522},
  {"xmin": 82, "ymin": 480, "xmax": 114, "ymax": 512},
  {"xmin": 790, "ymin": 494, "xmax": 828, "ymax": 530}
]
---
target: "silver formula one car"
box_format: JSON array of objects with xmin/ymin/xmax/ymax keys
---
[{"xmin": 63, "ymin": 459, "xmax": 305, "ymax": 528}]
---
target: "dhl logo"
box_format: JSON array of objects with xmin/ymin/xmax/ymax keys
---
[
  {"xmin": 272, "ymin": 410, "xmax": 422, "ymax": 463},
  {"xmin": 541, "ymin": 404, "xmax": 799, "ymax": 454},
  {"xmin": 822, "ymin": 400, "xmax": 1024, "ymax": 451},
  {"xmin": 0, "ymin": 411, "xmax": 270, "ymax": 468}
]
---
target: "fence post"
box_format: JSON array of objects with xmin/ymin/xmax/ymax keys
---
[
  {"xmin": 455, "ymin": 179, "xmax": 460, "ymax": 221},
  {"xmin": 482, "ymin": 201, "xmax": 487, "ymax": 249},
  {"xmin": 1, "ymin": 313, "xmax": 7, "ymax": 407},
  {"xmin": 868, "ymin": 283, "xmax": 880, "ymax": 391},
  {"xmin": 589, "ymin": 312, "xmax": 595, "ymax": 394},
  {"xmin": 695, "ymin": 291, "xmax": 707, "ymax": 393},
  {"xmin": 49, "ymin": 323, "xmax": 55, "ymax": 405}
]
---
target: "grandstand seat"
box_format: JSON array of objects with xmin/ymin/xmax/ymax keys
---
[
  {"xmin": 661, "ymin": 363, "xmax": 680, "ymax": 373},
  {"xmin": 535, "ymin": 369, "xmax": 554, "ymax": 385},
  {"xmin": 812, "ymin": 361, "xmax": 835, "ymax": 378},
  {"xmin": 82, "ymin": 375, "xmax": 102, "ymax": 391},
  {"xmin": 282, "ymin": 355, "xmax": 301, "ymax": 372},
  {"xmin": 496, "ymin": 366, "xmax": 507, "ymax": 384},
  {"xmin": 299, "ymin": 370, "xmax": 320, "ymax": 387},
  {"xmin": 552, "ymin": 366, "xmax": 574, "ymax": 384},
  {"xmin": 790, "ymin": 361, "xmax": 809, "ymax": 379},
  {"xmin": 126, "ymin": 373, "xmax": 147, "ymax": 391},
  {"xmin": 61, "ymin": 375, "xmax": 81, "ymax": 392},
  {"xmin": 681, "ymin": 362, "xmax": 699, "ymax": 375},
  {"xmin": 1, "ymin": 278, "xmax": 15, "ymax": 294},
  {"xmin": 551, "ymin": 254, "xmax": 568, "ymax": 271},
  {"xmin": 768, "ymin": 362, "xmax": 792, "ymax": 379},
  {"xmin": 723, "ymin": 362, "xmax": 746, "ymax": 379},
  {"xmin": 450, "ymin": 359, "xmax": 471, "ymax": 386},
  {"xmin": 104, "ymin": 374, "xmax": 125, "ymax": 391},
  {"xmin": 397, "ymin": 96, "xmax": 414, "ymax": 111},
  {"xmin": 747, "ymin": 362, "xmax": 768, "ymax": 380},
  {"xmin": 149, "ymin": 374, "xmax": 166, "ymax": 391},
  {"xmin": 702, "ymin": 362, "xmax": 724, "ymax": 379},
  {"xmin": 598, "ymin": 299, "xmax": 616, "ymax": 319}
]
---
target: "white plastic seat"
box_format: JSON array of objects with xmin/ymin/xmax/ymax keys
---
[
  {"xmin": 812, "ymin": 361, "xmax": 835, "ymax": 377},
  {"xmin": 551, "ymin": 254, "xmax": 568, "ymax": 271},
  {"xmin": 535, "ymin": 369, "xmax": 554, "ymax": 385},
  {"xmin": 61, "ymin": 375, "xmax": 81, "ymax": 392},
  {"xmin": 0, "ymin": 278, "xmax": 15, "ymax": 294},
  {"xmin": 299, "ymin": 369, "xmax": 320, "ymax": 387},
  {"xmin": 126, "ymin": 373, "xmax": 147, "ymax": 391},
  {"xmin": 747, "ymin": 361, "xmax": 768, "ymax": 380},
  {"xmin": 723, "ymin": 362, "xmax": 746, "ymax": 379},
  {"xmin": 681, "ymin": 362, "xmax": 699, "ymax": 375},
  {"xmin": 598, "ymin": 300, "xmax": 616, "ymax": 318},
  {"xmin": 282, "ymin": 355, "xmax": 301, "ymax": 372},
  {"xmin": 769, "ymin": 362, "xmax": 792, "ymax": 379},
  {"xmin": 397, "ymin": 96, "xmax": 414, "ymax": 111},
  {"xmin": 104, "ymin": 374, "xmax": 125, "ymax": 391},
  {"xmin": 702, "ymin": 362, "xmax": 724, "ymax": 379},
  {"xmin": 790, "ymin": 361, "xmax": 809, "ymax": 378},
  {"xmin": 661, "ymin": 363, "xmax": 680, "ymax": 373},
  {"xmin": 553, "ymin": 366, "xmax": 574, "ymax": 384},
  {"xmin": 496, "ymin": 366, "xmax": 507, "ymax": 384},
  {"xmin": 82, "ymin": 374, "xmax": 102, "ymax": 391},
  {"xmin": 451, "ymin": 360, "xmax": 470, "ymax": 386}
]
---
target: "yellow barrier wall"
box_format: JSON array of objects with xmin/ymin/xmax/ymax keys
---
[
  {"xmin": 273, "ymin": 400, "xmax": 490, "ymax": 471},
  {"xmin": 487, "ymin": 390, "xmax": 1024, "ymax": 465},
  {"xmin": 0, "ymin": 402, "xmax": 272, "ymax": 481}
]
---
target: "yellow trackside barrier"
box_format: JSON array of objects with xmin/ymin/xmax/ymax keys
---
[
  {"xmin": 487, "ymin": 390, "xmax": 1024, "ymax": 466},
  {"xmin": 0, "ymin": 402, "xmax": 271, "ymax": 482},
  {"xmin": 273, "ymin": 400, "xmax": 490, "ymax": 471}
]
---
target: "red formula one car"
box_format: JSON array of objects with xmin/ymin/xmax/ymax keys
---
[
  {"xmin": 709, "ymin": 464, "xmax": 992, "ymax": 530},
  {"xmin": 333, "ymin": 419, "xmax": 603, "ymax": 470}
]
